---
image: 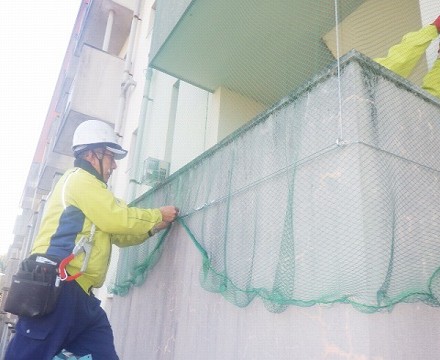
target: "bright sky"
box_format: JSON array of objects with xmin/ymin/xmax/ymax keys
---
[{"xmin": 0, "ymin": 0, "xmax": 82, "ymax": 255}]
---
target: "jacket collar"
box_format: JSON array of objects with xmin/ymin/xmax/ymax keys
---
[{"xmin": 74, "ymin": 158, "xmax": 106, "ymax": 184}]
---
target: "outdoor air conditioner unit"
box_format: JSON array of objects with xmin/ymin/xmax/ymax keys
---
[{"xmin": 141, "ymin": 157, "xmax": 170, "ymax": 186}]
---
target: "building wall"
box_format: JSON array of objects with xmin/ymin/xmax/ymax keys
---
[
  {"xmin": 101, "ymin": 2, "xmax": 440, "ymax": 359},
  {"xmin": 212, "ymin": 86, "xmax": 266, "ymax": 143},
  {"xmin": 109, "ymin": 226, "xmax": 440, "ymax": 360}
]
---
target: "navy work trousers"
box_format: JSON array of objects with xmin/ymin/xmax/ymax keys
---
[{"xmin": 5, "ymin": 280, "xmax": 119, "ymax": 360}]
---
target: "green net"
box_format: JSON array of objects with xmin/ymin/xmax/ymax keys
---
[{"xmin": 110, "ymin": 50, "xmax": 440, "ymax": 313}]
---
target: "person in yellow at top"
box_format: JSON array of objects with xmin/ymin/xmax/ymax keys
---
[
  {"xmin": 374, "ymin": 15, "xmax": 440, "ymax": 98},
  {"xmin": 5, "ymin": 119, "xmax": 179, "ymax": 360}
]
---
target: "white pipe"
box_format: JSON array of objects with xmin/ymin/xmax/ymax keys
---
[
  {"xmin": 103, "ymin": 9, "xmax": 115, "ymax": 52},
  {"xmin": 114, "ymin": 0, "xmax": 142, "ymax": 136},
  {"xmin": 127, "ymin": 67, "xmax": 153, "ymax": 201}
]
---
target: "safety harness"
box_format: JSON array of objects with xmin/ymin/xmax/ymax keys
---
[
  {"xmin": 57, "ymin": 169, "xmax": 95, "ymax": 283},
  {"xmin": 58, "ymin": 224, "xmax": 95, "ymax": 282}
]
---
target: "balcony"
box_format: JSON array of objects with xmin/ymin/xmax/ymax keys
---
[
  {"xmin": 31, "ymin": 45, "xmax": 125, "ymax": 195},
  {"xmin": 75, "ymin": 0, "xmax": 133, "ymax": 57},
  {"xmin": 27, "ymin": 0, "xmax": 133, "ymax": 200},
  {"xmin": 53, "ymin": 45, "xmax": 124, "ymax": 158},
  {"xmin": 111, "ymin": 51, "xmax": 440, "ymax": 316}
]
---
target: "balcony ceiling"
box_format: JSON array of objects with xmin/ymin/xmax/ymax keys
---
[{"xmin": 150, "ymin": 0, "xmax": 364, "ymax": 106}]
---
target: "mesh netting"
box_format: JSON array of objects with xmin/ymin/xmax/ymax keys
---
[{"xmin": 110, "ymin": 51, "xmax": 440, "ymax": 313}]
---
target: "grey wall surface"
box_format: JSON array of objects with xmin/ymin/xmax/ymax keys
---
[{"xmin": 109, "ymin": 225, "xmax": 440, "ymax": 360}]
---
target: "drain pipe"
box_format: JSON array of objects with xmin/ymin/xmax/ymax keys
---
[
  {"xmin": 102, "ymin": 10, "xmax": 115, "ymax": 52},
  {"xmin": 127, "ymin": 67, "xmax": 153, "ymax": 202},
  {"xmin": 114, "ymin": 0, "xmax": 142, "ymax": 136}
]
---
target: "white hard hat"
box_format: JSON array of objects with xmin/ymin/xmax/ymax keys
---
[{"xmin": 72, "ymin": 120, "xmax": 128, "ymax": 160}]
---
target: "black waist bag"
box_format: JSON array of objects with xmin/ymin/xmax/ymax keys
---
[{"xmin": 4, "ymin": 254, "xmax": 63, "ymax": 318}]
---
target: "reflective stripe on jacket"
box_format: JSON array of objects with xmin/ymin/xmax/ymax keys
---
[
  {"xmin": 374, "ymin": 24, "xmax": 440, "ymax": 98},
  {"xmin": 32, "ymin": 165, "xmax": 162, "ymax": 293}
]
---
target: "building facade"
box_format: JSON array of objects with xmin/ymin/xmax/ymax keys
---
[{"xmin": 2, "ymin": 0, "xmax": 440, "ymax": 358}]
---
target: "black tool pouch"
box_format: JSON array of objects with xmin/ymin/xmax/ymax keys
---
[{"xmin": 4, "ymin": 254, "xmax": 63, "ymax": 318}]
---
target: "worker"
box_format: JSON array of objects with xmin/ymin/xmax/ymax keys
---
[
  {"xmin": 374, "ymin": 15, "xmax": 440, "ymax": 98},
  {"xmin": 5, "ymin": 119, "xmax": 179, "ymax": 360}
]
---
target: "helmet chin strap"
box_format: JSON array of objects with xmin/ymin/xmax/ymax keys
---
[{"xmin": 92, "ymin": 150, "xmax": 105, "ymax": 181}]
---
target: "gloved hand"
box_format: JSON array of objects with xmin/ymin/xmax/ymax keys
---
[{"xmin": 432, "ymin": 16, "xmax": 440, "ymax": 33}]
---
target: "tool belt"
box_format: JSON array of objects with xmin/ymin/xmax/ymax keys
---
[{"xmin": 4, "ymin": 254, "xmax": 63, "ymax": 318}]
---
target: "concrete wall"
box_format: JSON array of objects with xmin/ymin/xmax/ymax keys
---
[{"xmin": 109, "ymin": 226, "xmax": 440, "ymax": 360}]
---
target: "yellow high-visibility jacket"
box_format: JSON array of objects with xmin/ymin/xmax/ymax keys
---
[
  {"xmin": 32, "ymin": 160, "xmax": 162, "ymax": 293},
  {"xmin": 374, "ymin": 24, "xmax": 440, "ymax": 98}
]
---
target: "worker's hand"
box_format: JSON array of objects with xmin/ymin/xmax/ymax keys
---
[
  {"xmin": 159, "ymin": 206, "xmax": 179, "ymax": 223},
  {"xmin": 432, "ymin": 16, "xmax": 440, "ymax": 33}
]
